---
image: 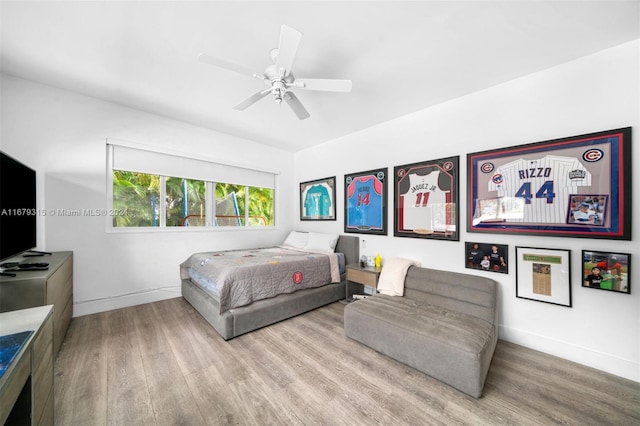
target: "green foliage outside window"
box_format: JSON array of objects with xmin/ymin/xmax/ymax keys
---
[
  {"xmin": 112, "ymin": 171, "xmax": 160, "ymax": 227},
  {"xmin": 112, "ymin": 170, "xmax": 274, "ymax": 227},
  {"xmin": 248, "ymin": 187, "xmax": 274, "ymax": 226},
  {"xmin": 166, "ymin": 177, "xmax": 206, "ymax": 226}
]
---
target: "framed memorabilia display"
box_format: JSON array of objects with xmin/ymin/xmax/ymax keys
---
[
  {"xmin": 515, "ymin": 247, "xmax": 572, "ymax": 307},
  {"xmin": 467, "ymin": 127, "xmax": 632, "ymax": 240},
  {"xmin": 465, "ymin": 242, "xmax": 508, "ymax": 274},
  {"xmin": 344, "ymin": 168, "xmax": 387, "ymax": 235},
  {"xmin": 582, "ymin": 250, "xmax": 631, "ymax": 294},
  {"xmin": 300, "ymin": 176, "xmax": 336, "ymax": 221},
  {"xmin": 394, "ymin": 156, "xmax": 459, "ymax": 241}
]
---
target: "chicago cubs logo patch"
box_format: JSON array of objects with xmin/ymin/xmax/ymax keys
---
[
  {"xmin": 582, "ymin": 149, "xmax": 604, "ymax": 162},
  {"xmin": 293, "ymin": 271, "xmax": 303, "ymax": 284},
  {"xmin": 491, "ymin": 174, "xmax": 504, "ymax": 185},
  {"xmin": 480, "ymin": 162, "xmax": 495, "ymax": 173}
]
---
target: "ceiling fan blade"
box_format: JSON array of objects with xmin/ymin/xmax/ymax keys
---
[
  {"xmin": 283, "ymin": 92, "xmax": 310, "ymax": 120},
  {"xmin": 198, "ymin": 53, "xmax": 262, "ymax": 80},
  {"xmin": 293, "ymin": 78, "xmax": 352, "ymax": 92},
  {"xmin": 275, "ymin": 25, "xmax": 303, "ymax": 77},
  {"xmin": 233, "ymin": 89, "xmax": 271, "ymax": 111}
]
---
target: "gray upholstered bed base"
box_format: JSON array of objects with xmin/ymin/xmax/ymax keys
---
[{"xmin": 182, "ymin": 234, "xmax": 359, "ymax": 340}]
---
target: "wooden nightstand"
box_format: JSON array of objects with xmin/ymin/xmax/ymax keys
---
[{"xmin": 346, "ymin": 264, "xmax": 381, "ymax": 301}]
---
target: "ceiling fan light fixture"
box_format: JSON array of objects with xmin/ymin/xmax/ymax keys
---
[
  {"xmin": 271, "ymin": 81, "xmax": 286, "ymax": 104},
  {"xmin": 198, "ymin": 24, "xmax": 352, "ymax": 119}
]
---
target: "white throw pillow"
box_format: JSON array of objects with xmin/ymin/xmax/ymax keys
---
[
  {"xmin": 304, "ymin": 232, "xmax": 339, "ymax": 252},
  {"xmin": 377, "ymin": 258, "xmax": 422, "ymax": 296},
  {"xmin": 282, "ymin": 231, "xmax": 308, "ymax": 249}
]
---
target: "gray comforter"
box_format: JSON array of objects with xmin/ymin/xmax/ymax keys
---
[{"xmin": 180, "ymin": 246, "xmax": 340, "ymax": 313}]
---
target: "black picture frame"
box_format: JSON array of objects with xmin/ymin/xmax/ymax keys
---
[
  {"xmin": 394, "ymin": 155, "xmax": 459, "ymax": 241},
  {"xmin": 300, "ymin": 176, "xmax": 336, "ymax": 221},
  {"xmin": 467, "ymin": 127, "xmax": 632, "ymax": 240},
  {"xmin": 465, "ymin": 242, "xmax": 508, "ymax": 274},
  {"xmin": 582, "ymin": 250, "xmax": 631, "ymax": 294},
  {"xmin": 515, "ymin": 246, "xmax": 572, "ymax": 307},
  {"xmin": 344, "ymin": 168, "xmax": 388, "ymax": 235}
]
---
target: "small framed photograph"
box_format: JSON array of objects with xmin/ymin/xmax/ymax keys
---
[
  {"xmin": 300, "ymin": 176, "xmax": 336, "ymax": 221},
  {"xmin": 582, "ymin": 250, "xmax": 631, "ymax": 294},
  {"xmin": 465, "ymin": 242, "xmax": 508, "ymax": 274},
  {"xmin": 516, "ymin": 247, "xmax": 572, "ymax": 307},
  {"xmin": 344, "ymin": 168, "xmax": 388, "ymax": 235}
]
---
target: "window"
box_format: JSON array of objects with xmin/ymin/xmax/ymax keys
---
[
  {"xmin": 112, "ymin": 171, "xmax": 160, "ymax": 227},
  {"xmin": 166, "ymin": 177, "xmax": 206, "ymax": 227},
  {"xmin": 108, "ymin": 141, "xmax": 277, "ymax": 229}
]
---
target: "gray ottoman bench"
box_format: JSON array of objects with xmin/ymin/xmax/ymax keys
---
[{"xmin": 344, "ymin": 266, "xmax": 498, "ymax": 398}]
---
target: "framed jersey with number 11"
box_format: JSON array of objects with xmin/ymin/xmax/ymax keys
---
[
  {"xmin": 394, "ymin": 156, "xmax": 460, "ymax": 241},
  {"xmin": 344, "ymin": 168, "xmax": 387, "ymax": 235}
]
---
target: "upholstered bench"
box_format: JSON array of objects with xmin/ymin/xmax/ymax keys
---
[{"xmin": 344, "ymin": 266, "xmax": 498, "ymax": 398}]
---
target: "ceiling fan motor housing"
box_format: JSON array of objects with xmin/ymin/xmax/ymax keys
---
[{"xmin": 264, "ymin": 64, "xmax": 295, "ymax": 103}]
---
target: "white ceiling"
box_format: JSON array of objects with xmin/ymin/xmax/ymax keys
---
[{"xmin": 1, "ymin": 1, "xmax": 638, "ymax": 152}]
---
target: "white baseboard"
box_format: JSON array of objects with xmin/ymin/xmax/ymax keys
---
[
  {"xmin": 499, "ymin": 324, "xmax": 639, "ymax": 383},
  {"xmin": 73, "ymin": 286, "xmax": 181, "ymax": 317}
]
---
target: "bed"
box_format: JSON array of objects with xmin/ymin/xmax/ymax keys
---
[{"xmin": 180, "ymin": 232, "xmax": 359, "ymax": 340}]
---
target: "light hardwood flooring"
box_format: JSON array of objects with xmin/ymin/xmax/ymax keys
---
[{"xmin": 54, "ymin": 298, "xmax": 640, "ymax": 425}]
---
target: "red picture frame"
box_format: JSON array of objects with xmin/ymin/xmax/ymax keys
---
[{"xmin": 467, "ymin": 128, "xmax": 632, "ymax": 240}]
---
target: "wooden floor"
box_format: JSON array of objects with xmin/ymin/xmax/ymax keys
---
[{"xmin": 54, "ymin": 298, "xmax": 640, "ymax": 426}]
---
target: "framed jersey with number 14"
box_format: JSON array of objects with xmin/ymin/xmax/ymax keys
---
[
  {"xmin": 394, "ymin": 156, "xmax": 460, "ymax": 241},
  {"xmin": 467, "ymin": 127, "xmax": 632, "ymax": 240},
  {"xmin": 344, "ymin": 168, "xmax": 388, "ymax": 235}
]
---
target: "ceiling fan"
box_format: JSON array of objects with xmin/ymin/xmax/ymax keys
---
[{"xmin": 198, "ymin": 25, "xmax": 352, "ymax": 120}]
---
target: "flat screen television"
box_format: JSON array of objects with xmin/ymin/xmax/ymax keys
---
[{"xmin": 0, "ymin": 151, "xmax": 37, "ymax": 262}]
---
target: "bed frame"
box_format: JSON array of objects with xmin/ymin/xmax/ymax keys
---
[{"xmin": 181, "ymin": 234, "xmax": 360, "ymax": 340}]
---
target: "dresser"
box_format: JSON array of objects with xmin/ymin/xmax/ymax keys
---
[
  {"xmin": 0, "ymin": 251, "xmax": 73, "ymax": 355},
  {"xmin": 0, "ymin": 305, "xmax": 54, "ymax": 425}
]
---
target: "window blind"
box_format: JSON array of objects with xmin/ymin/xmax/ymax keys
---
[{"xmin": 109, "ymin": 143, "xmax": 276, "ymax": 189}]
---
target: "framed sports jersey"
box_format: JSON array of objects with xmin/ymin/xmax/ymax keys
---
[
  {"xmin": 582, "ymin": 250, "xmax": 631, "ymax": 294},
  {"xmin": 344, "ymin": 168, "xmax": 387, "ymax": 235},
  {"xmin": 467, "ymin": 127, "xmax": 632, "ymax": 240},
  {"xmin": 516, "ymin": 246, "xmax": 572, "ymax": 307},
  {"xmin": 394, "ymin": 156, "xmax": 459, "ymax": 241},
  {"xmin": 300, "ymin": 176, "xmax": 336, "ymax": 221}
]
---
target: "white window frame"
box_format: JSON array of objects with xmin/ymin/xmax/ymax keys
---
[{"xmin": 105, "ymin": 138, "xmax": 279, "ymax": 233}]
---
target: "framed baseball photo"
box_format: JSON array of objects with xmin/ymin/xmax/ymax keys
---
[
  {"xmin": 516, "ymin": 247, "xmax": 572, "ymax": 307},
  {"xmin": 582, "ymin": 250, "xmax": 631, "ymax": 294},
  {"xmin": 394, "ymin": 156, "xmax": 459, "ymax": 241},
  {"xmin": 467, "ymin": 127, "xmax": 632, "ymax": 240},
  {"xmin": 300, "ymin": 176, "xmax": 336, "ymax": 221},
  {"xmin": 465, "ymin": 242, "xmax": 508, "ymax": 274},
  {"xmin": 344, "ymin": 168, "xmax": 387, "ymax": 235}
]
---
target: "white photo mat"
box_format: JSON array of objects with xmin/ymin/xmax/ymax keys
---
[{"xmin": 515, "ymin": 246, "xmax": 572, "ymax": 307}]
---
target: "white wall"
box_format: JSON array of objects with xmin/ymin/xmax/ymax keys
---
[
  {"xmin": 0, "ymin": 74, "xmax": 294, "ymax": 316},
  {"xmin": 294, "ymin": 40, "xmax": 640, "ymax": 382}
]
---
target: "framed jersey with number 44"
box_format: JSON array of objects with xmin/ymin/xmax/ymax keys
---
[{"xmin": 467, "ymin": 127, "xmax": 632, "ymax": 240}]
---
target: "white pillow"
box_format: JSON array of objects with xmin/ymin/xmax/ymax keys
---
[
  {"xmin": 304, "ymin": 232, "xmax": 339, "ymax": 253},
  {"xmin": 282, "ymin": 231, "xmax": 308, "ymax": 249},
  {"xmin": 377, "ymin": 258, "xmax": 422, "ymax": 296}
]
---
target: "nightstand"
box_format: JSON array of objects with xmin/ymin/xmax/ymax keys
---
[{"xmin": 346, "ymin": 264, "xmax": 381, "ymax": 301}]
